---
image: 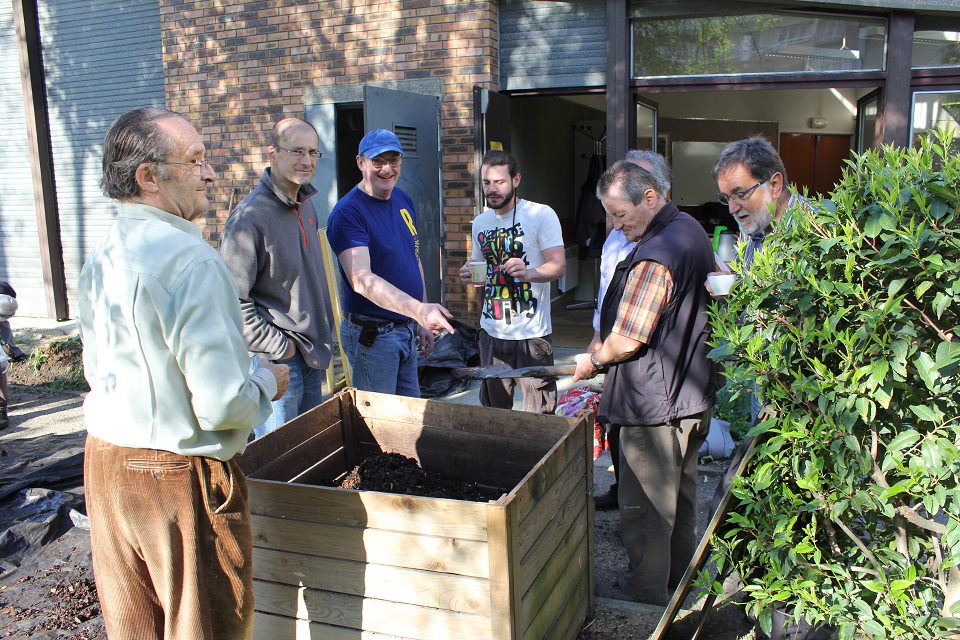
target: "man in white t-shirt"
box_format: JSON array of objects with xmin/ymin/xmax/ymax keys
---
[{"xmin": 459, "ymin": 150, "xmax": 566, "ymax": 413}]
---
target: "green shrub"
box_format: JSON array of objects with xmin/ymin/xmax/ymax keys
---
[{"xmin": 706, "ymin": 129, "xmax": 960, "ymax": 639}]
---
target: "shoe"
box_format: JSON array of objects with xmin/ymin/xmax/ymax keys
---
[
  {"xmin": 11, "ymin": 353, "xmax": 27, "ymax": 363},
  {"xmin": 594, "ymin": 484, "xmax": 618, "ymax": 510}
]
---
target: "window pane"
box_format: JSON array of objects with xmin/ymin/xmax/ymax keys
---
[
  {"xmin": 911, "ymin": 91, "xmax": 960, "ymax": 143},
  {"xmin": 632, "ymin": 13, "xmax": 886, "ymax": 78},
  {"xmin": 912, "ymin": 31, "xmax": 960, "ymax": 68}
]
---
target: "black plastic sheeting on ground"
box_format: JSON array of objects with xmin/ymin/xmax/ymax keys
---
[
  {"xmin": 0, "ymin": 436, "xmax": 86, "ymax": 576},
  {"xmin": 417, "ymin": 319, "xmax": 480, "ymax": 398}
]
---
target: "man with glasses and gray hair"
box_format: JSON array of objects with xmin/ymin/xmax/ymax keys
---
[
  {"xmin": 78, "ymin": 107, "xmax": 289, "ymax": 638},
  {"xmin": 327, "ymin": 129, "xmax": 455, "ymax": 396},
  {"xmin": 711, "ymin": 136, "xmax": 793, "ymax": 270},
  {"xmin": 220, "ymin": 117, "xmax": 335, "ymax": 437}
]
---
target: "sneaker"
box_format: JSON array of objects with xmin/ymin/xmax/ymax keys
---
[
  {"xmin": 593, "ymin": 484, "xmax": 618, "ymax": 510},
  {"xmin": 11, "ymin": 353, "xmax": 27, "ymax": 363}
]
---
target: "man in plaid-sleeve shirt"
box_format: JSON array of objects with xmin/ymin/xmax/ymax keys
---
[{"xmin": 573, "ymin": 161, "xmax": 717, "ymax": 606}]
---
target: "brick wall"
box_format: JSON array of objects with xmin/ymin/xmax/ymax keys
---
[{"xmin": 159, "ymin": 0, "xmax": 497, "ymax": 320}]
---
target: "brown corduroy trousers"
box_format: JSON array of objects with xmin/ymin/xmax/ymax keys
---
[{"xmin": 84, "ymin": 435, "xmax": 254, "ymax": 640}]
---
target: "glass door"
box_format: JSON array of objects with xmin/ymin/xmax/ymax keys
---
[
  {"xmin": 635, "ymin": 95, "xmax": 659, "ymax": 153},
  {"xmin": 856, "ymin": 88, "xmax": 881, "ymax": 152}
]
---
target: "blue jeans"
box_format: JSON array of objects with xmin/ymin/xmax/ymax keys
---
[
  {"xmin": 254, "ymin": 350, "xmax": 324, "ymax": 438},
  {"xmin": 341, "ymin": 317, "xmax": 420, "ymax": 397}
]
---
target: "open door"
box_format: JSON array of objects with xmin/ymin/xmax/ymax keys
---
[
  {"xmin": 363, "ymin": 86, "xmax": 443, "ymax": 303},
  {"xmin": 635, "ymin": 94, "xmax": 659, "ymax": 155},
  {"xmin": 473, "ymin": 87, "xmax": 511, "ymax": 215},
  {"xmin": 856, "ymin": 88, "xmax": 882, "ymax": 152}
]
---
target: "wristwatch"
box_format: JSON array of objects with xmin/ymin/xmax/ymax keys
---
[{"xmin": 590, "ymin": 353, "xmax": 606, "ymax": 372}]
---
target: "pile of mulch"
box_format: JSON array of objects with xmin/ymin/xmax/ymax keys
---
[
  {"xmin": 336, "ymin": 453, "xmax": 504, "ymax": 502},
  {"xmin": 7, "ymin": 338, "xmax": 87, "ymax": 391}
]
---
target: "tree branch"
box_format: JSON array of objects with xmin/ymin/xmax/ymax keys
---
[
  {"xmin": 832, "ymin": 515, "xmax": 883, "ymax": 573},
  {"xmin": 902, "ymin": 297, "xmax": 954, "ymax": 343}
]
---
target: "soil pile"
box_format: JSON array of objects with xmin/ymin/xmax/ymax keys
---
[
  {"xmin": 7, "ymin": 338, "xmax": 87, "ymax": 391},
  {"xmin": 337, "ymin": 453, "xmax": 504, "ymax": 502}
]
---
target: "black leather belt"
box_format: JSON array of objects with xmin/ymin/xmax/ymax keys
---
[{"xmin": 348, "ymin": 313, "xmax": 408, "ymax": 328}]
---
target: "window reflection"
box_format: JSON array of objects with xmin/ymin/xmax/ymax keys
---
[{"xmin": 632, "ymin": 13, "xmax": 887, "ymax": 78}]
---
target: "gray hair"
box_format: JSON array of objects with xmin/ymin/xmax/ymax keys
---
[
  {"xmin": 597, "ymin": 160, "xmax": 662, "ymax": 205},
  {"xmin": 100, "ymin": 107, "xmax": 183, "ymax": 200},
  {"xmin": 624, "ymin": 149, "xmax": 671, "ymax": 194},
  {"xmin": 711, "ymin": 136, "xmax": 788, "ymax": 184}
]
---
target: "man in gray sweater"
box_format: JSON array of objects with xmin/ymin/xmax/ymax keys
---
[{"xmin": 220, "ymin": 117, "xmax": 334, "ymax": 437}]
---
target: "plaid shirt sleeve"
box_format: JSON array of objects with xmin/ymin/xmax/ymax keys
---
[{"xmin": 612, "ymin": 260, "xmax": 673, "ymax": 344}]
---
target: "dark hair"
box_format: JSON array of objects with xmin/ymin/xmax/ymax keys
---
[
  {"xmin": 712, "ymin": 136, "xmax": 788, "ymax": 185},
  {"xmin": 481, "ymin": 150, "xmax": 520, "ymax": 178},
  {"xmin": 268, "ymin": 117, "xmax": 319, "ymax": 148},
  {"xmin": 100, "ymin": 107, "xmax": 183, "ymax": 200},
  {"xmin": 624, "ymin": 149, "xmax": 671, "ymax": 194},
  {"xmin": 596, "ymin": 160, "xmax": 662, "ymax": 204}
]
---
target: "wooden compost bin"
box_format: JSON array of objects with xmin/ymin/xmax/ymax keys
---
[{"xmin": 238, "ymin": 388, "xmax": 594, "ymax": 640}]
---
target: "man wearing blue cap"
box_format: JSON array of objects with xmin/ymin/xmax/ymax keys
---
[{"xmin": 327, "ymin": 128, "xmax": 454, "ymax": 396}]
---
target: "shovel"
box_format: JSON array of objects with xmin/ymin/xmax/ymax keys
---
[{"xmin": 452, "ymin": 363, "xmax": 577, "ymax": 380}]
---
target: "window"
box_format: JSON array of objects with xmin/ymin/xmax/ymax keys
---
[
  {"xmin": 911, "ymin": 90, "xmax": 960, "ymax": 143},
  {"xmin": 912, "ymin": 30, "xmax": 960, "ymax": 69},
  {"xmin": 632, "ymin": 12, "xmax": 887, "ymax": 78}
]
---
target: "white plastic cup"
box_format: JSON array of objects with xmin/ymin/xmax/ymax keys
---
[
  {"xmin": 467, "ymin": 260, "xmax": 487, "ymax": 286},
  {"xmin": 707, "ymin": 273, "xmax": 738, "ymax": 296}
]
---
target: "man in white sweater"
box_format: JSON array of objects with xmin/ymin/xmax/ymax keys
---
[{"xmin": 78, "ymin": 107, "xmax": 289, "ymax": 639}]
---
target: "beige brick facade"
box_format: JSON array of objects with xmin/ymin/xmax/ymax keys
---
[{"xmin": 159, "ymin": 0, "xmax": 497, "ymax": 319}]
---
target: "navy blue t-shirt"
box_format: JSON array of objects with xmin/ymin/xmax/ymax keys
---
[{"xmin": 327, "ymin": 186, "xmax": 423, "ymax": 322}]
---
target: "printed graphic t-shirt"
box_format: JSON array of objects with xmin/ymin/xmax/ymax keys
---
[
  {"xmin": 327, "ymin": 186, "xmax": 423, "ymax": 322},
  {"xmin": 471, "ymin": 199, "xmax": 564, "ymax": 340}
]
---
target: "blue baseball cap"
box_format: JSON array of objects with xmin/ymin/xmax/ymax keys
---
[{"xmin": 358, "ymin": 129, "xmax": 404, "ymax": 158}]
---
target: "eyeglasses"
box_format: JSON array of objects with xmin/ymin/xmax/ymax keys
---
[
  {"xmin": 717, "ymin": 180, "xmax": 766, "ymax": 205},
  {"xmin": 275, "ymin": 145, "xmax": 322, "ymax": 160},
  {"xmin": 161, "ymin": 159, "xmax": 212, "ymax": 173},
  {"xmin": 366, "ymin": 156, "xmax": 403, "ymax": 169}
]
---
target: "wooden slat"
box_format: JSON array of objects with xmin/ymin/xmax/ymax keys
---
[
  {"xmin": 518, "ymin": 525, "xmax": 589, "ymax": 624},
  {"xmin": 540, "ymin": 570, "xmax": 590, "ymax": 640},
  {"xmin": 486, "ymin": 504, "xmax": 517, "ymax": 640},
  {"xmin": 581, "ymin": 414, "xmax": 596, "ymax": 618},
  {"xmin": 253, "ymin": 547, "xmax": 490, "ymax": 615},
  {"xmin": 254, "ymin": 611, "xmax": 404, "ymax": 640},
  {"xmin": 239, "ymin": 396, "xmax": 343, "ymax": 475},
  {"xmin": 359, "ymin": 417, "xmax": 555, "ymax": 489},
  {"xmin": 251, "ymin": 514, "xmax": 490, "ymax": 578},
  {"xmin": 254, "ymin": 580, "xmax": 492, "ymax": 640},
  {"xmin": 509, "ymin": 421, "xmax": 587, "ymax": 525},
  {"xmin": 252, "ymin": 420, "xmax": 346, "ymax": 481},
  {"xmin": 248, "ymin": 479, "xmax": 490, "ymax": 540},
  {"xmin": 353, "ymin": 390, "xmax": 579, "ymax": 445},
  {"xmin": 522, "ymin": 562, "xmax": 589, "ymax": 640},
  {"xmin": 517, "ymin": 502, "xmax": 588, "ymax": 597},
  {"xmin": 516, "ymin": 453, "xmax": 586, "ymax": 560},
  {"xmin": 286, "ymin": 448, "xmax": 348, "ymax": 486}
]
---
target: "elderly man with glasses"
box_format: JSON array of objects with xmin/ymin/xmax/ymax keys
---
[
  {"xmin": 327, "ymin": 129, "xmax": 454, "ymax": 396},
  {"xmin": 220, "ymin": 117, "xmax": 335, "ymax": 437},
  {"xmin": 711, "ymin": 136, "xmax": 796, "ymax": 270},
  {"xmin": 78, "ymin": 107, "xmax": 289, "ymax": 638}
]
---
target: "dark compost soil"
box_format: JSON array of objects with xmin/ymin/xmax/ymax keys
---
[{"xmin": 335, "ymin": 452, "xmax": 504, "ymax": 502}]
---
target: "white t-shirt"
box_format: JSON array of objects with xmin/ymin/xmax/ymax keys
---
[{"xmin": 471, "ymin": 199, "xmax": 564, "ymax": 340}]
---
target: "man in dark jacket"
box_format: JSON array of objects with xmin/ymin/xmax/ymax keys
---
[
  {"xmin": 573, "ymin": 161, "xmax": 716, "ymax": 606},
  {"xmin": 220, "ymin": 117, "xmax": 334, "ymax": 437}
]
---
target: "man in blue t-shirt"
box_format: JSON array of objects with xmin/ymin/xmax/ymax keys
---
[{"xmin": 327, "ymin": 129, "xmax": 454, "ymax": 396}]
